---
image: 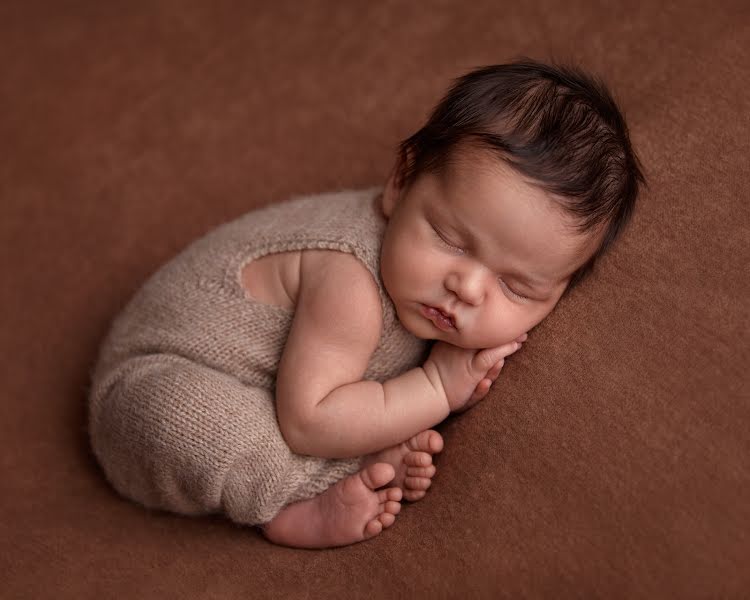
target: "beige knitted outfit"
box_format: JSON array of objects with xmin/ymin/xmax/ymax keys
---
[{"xmin": 88, "ymin": 187, "xmax": 429, "ymax": 526}]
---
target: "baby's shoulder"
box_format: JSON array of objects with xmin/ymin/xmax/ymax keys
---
[
  {"xmin": 300, "ymin": 249, "xmax": 381, "ymax": 300},
  {"xmin": 297, "ymin": 249, "xmax": 383, "ymax": 328}
]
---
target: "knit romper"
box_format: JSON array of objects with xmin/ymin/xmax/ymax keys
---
[{"xmin": 88, "ymin": 187, "xmax": 430, "ymax": 526}]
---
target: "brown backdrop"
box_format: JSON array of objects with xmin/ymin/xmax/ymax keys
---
[{"xmin": 1, "ymin": 1, "xmax": 748, "ymax": 598}]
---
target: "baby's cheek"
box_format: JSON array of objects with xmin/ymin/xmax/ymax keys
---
[
  {"xmin": 403, "ymin": 249, "xmax": 433, "ymax": 279},
  {"xmin": 478, "ymin": 312, "xmax": 524, "ymax": 348}
]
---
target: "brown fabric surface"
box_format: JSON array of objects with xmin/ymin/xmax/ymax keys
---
[{"xmin": 1, "ymin": 1, "xmax": 748, "ymax": 598}]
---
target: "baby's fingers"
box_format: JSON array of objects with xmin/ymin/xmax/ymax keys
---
[
  {"xmin": 473, "ymin": 341, "xmax": 521, "ymax": 372},
  {"xmin": 486, "ymin": 359, "xmax": 504, "ymax": 381},
  {"xmin": 459, "ymin": 379, "xmax": 492, "ymax": 412}
]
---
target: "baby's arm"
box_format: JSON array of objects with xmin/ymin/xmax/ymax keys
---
[
  {"xmin": 275, "ymin": 250, "xmax": 449, "ymax": 459},
  {"xmin": 275, "ymin": 251, "xmax": 521, "ymax": 459}
]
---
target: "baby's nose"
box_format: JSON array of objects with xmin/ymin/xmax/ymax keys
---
[{"xmin": 446, "ymin": 269, "xmax": 485, "ymax": 306}]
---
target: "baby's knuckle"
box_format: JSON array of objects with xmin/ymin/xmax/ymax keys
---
[{"xmin": 474, "ymin": 353, "xmax": 493, "ymax": 372}]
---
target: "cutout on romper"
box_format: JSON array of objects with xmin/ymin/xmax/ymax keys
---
[{"xmin": 240, "ymin": 252, "xmax": 299, "ymax": 310}]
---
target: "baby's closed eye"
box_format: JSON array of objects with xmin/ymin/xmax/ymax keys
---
[{"xmin": 430, "ymin": 223, "xmax": 465, "ymax": 254}]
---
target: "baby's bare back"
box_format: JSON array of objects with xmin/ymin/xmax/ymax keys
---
[{"xmin": 241, "ymin": 250, "xmax": 301, "ymax": 309}]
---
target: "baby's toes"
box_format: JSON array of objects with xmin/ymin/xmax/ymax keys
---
[
  {"xmin": 407, "ymin": 430, "xmax": 444, "ymax": 455},
  {"xmin": 404, "ymin": 451, "xmax": 433, "ymax": 469},
  {"xmin": 381, "ymin": 500, "xmax": 401, "ymax": 517},
  {"xmin": 404, "ymin": 476, "xmax": 432, "ymax": 491},
  {"xmin": 364, "ymin": 519, "xmax": 384, "ymax": 539},
  {"xmin": 407, "ymin": 464, "xmax": 436, "ymax": 479},
  {"xmin": 365, "ymin": 499, "xmax": 401, "ymax": 538},
  {"xmin": 377, "ymin": 511, "xmax": 396, "ymax": 529},
  {"xmin": 403, "ymin": 489, "xmax": 426, "ymax": 502},
  {"xmin": 376, "ymin": 498, "xmax": 401, "ymax": 529},
  {"xmin": 377, "ymin": 487, "xmax": 403, "ymax": 504}
]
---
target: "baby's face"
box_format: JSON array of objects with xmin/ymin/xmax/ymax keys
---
[{"xmin": 379, "ymin": 149, "xmax": 601, "ymax": 349}]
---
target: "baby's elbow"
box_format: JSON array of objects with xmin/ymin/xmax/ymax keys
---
[{"xmin": 278, "ymin": 411, "xmax": 315, "ymax": 456}]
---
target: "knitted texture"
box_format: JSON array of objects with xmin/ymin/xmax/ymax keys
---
[{"xmin": 88, "ymin": 188, "xmax": 429, "ymax": 525}]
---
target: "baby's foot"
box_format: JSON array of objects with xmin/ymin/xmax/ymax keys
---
[
  {"xmin": 261, "ymin": 463, "xmax": 402, "ymax": 549},
  {"xmin": 363, "ymin": 430, "xmax": 443, "ymax": 502}
]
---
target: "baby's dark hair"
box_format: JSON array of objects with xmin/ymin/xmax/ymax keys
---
[{"xmin": 395, "ymin": 58, "xmax": 646, "ymax": 291}]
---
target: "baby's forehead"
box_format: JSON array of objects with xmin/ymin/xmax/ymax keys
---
[
  {"xmin": 433, "ymin": 169, "xmax": 577, "ymax": 230},
  {"xmin": 439, "ymin": 149, "xmax": 545, "ymax": 203}
]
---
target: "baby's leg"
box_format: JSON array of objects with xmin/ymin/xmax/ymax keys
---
[{"xmin": 89, "ymin": 354, "xmax": 363, "ymax": 527}]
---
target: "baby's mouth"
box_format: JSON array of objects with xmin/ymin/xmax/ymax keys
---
[{"xmin": 421, "ymin": 305, "xmax": 456, "ymax": 331}]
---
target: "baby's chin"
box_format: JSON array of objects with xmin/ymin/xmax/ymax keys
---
[
  {"xmin": 398, "ymin": 318, "xmax": 434, "ymax": 341},
  {"xmin": 395, "ymin": 311, "xmax": 441, "ymax": 342}
]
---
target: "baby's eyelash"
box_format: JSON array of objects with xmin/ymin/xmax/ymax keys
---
[
  {"xmin": 498, "ymin": 278, "xmax": 529, "ymax": 301},
  {"xmin": 431, "ymin": 224, "xmax": 464, "ymax": 252}
]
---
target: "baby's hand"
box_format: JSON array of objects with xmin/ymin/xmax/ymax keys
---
[{"xmin": 423, "ymin": 334, "xmax": 527, "ymax": 413}]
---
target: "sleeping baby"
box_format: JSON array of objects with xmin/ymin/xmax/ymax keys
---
[{"xmin": 88, "ymin": 58, "xmax": 644, "ymax": 548}]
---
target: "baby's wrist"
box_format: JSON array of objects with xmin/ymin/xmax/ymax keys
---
[{"xmin": 422, "ymin": 361, "xmax": 450, "ymax": 413}]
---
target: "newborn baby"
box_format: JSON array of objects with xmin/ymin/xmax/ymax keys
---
[{"xmin": 88, "ymin": 59, "xmax": 644, "ymax": 548}]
